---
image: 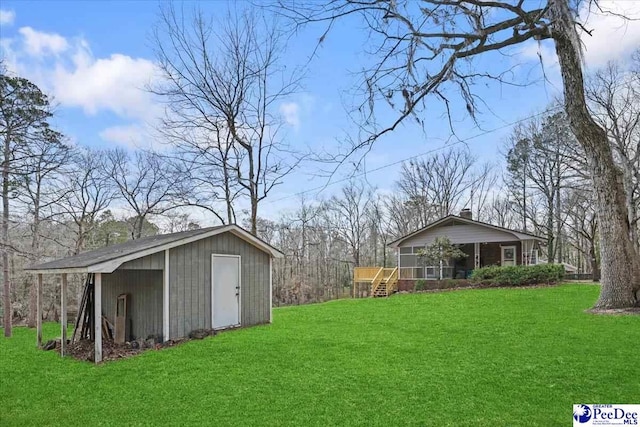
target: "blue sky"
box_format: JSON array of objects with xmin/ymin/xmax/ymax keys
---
[{"xmin": 1, "ymin": 0, "xmax": 639, "ymax": 224}]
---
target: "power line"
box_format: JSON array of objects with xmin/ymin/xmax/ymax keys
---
[
  {"xmin": 264, "ymin": 106, "xmax": 561, "ymax": 205},
  {"xmin": 265, "ymin": 74, "xmax": 640, "ymax": 206}
]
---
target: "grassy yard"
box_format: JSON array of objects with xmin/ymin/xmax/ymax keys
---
[{"xmin": 1, "ymin": 284, "xmax": 639, "ymax": 426}]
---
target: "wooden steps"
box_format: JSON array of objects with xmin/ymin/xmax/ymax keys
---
[{"xmin": 353, "ymin": 267, "xmax": 399, "ymax": 298}]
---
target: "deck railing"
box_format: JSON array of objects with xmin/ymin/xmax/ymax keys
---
[
  {"xmin": 353, "ymin": 267, "xmax": 383, "ymax": 282},
  {"xmin": 353, "ymin": 267, "xmax": 399, "ymax": 297},
  {"xmin": 370, "ymin": 268, "xmax": 385, "ymax": 294},
  {"xmin": 398, "ymin": 266, "xmax": 455, "ymax": 280},
  {"xmin": 385, "ymin": 267, "xmax": 398, "ymax": 293}
]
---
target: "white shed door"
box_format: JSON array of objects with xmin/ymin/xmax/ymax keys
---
[{"xmin": 212, "ymin": 255, "xmax": 241, "ymax": 329}]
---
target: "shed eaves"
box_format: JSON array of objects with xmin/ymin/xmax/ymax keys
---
[{"xmin": 26, "ymin": 226, "xmax": 226, "ymax": 271}]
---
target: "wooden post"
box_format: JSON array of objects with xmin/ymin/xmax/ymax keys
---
[
  {"xmin": 269, "ymin": 256, "xmax": 273, "ymax": 323},
  {"xmin": 163, "ymin": 249, "xmax": 170, "ymax": 341},
  {"xmin": 36, "ymin": 273, "xmax": 43, "ymax": 348},
  {"xmin": 61, "ymin": 273, "xmax": 67, "ymax": 357},
  {"xmin": 94, "ymin": 273, "xmax": 102, "ymax": 363}
]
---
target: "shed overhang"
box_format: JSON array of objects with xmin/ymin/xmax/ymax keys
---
[{"xmin": 26, "ymin": 224, "xmax": 284, "ymax": 275}]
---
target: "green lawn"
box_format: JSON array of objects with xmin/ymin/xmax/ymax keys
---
[{"xmin": 1, "ymin": 284, "xmax": 639, "ymax": 426}]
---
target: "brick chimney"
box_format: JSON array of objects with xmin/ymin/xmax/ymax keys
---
[{"xmin": 459, "ymin": 208, "xmax": 472, "ymax": 220}]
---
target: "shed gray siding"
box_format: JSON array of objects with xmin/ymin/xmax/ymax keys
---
[
  {"xmin": 400, "ymin": 223, "xmax": 518, "ymax": 247},
  {"xmin": 119, "ymin": 252, "xmax": 164, "ymax": 270},
  {"xmin": 168, "ymin": 232, "xmax": 271, "ymax": 339},
  {"xmin": 101, "ymin": 270, "xmax": 163, "ymax": 340}
]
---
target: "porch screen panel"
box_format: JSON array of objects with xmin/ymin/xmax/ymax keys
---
[{"xmin": 399, "ymin": 254, "xmax": 419, "ymax": 268}]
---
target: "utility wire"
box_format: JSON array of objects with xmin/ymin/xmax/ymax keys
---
[
  {"xmin": 264, "ymin": 75, "xmax": 640, "ymax": 206},
  {"xmin": 264, "ymin": 106, "xmax": 562, "ymax": 205}
]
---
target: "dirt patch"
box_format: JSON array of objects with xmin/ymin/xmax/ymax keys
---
[
  {"xmin": 586, "ymin": 307, "xmax": 640, "ymax": 316},
  {"xmin": 50, "ymin": 338, "xmax": 188, "ymax": 362},
  {"xmin": 45, "ymin": 330, "xmax": 220, "ymax": 362}
]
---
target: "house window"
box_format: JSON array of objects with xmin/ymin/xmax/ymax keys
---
[{"xmin": 501, "ymin": 246, "xmax": 517, "ymax": 266}]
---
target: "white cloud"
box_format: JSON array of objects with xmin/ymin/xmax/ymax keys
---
[
  {"xmin": 18, "ymin": 27, "xmax": 69, "ymax": 56},
  {"xmin": 580, "ymin": 3, "xmax": 640, "ymax": 68},
  {"xmin": 520, "ymin": 2, "xmax": 640, "ymax": 69},
  {"xmin": 280, "ymin": 102, "xmax": 300, "ymax": 129},
  {"xmin": 52, "ymin": 49, "xmax": 159, "ymax": 120},
  {"xmin": 2, "ymin": 27, "xmax": 160, "ymax": 125},
  {"xmin": 0, "ymin": 9, "xmax": 15, "ymax": 26},
  {"xmin": 99, "ymin": 124, "xmax": 147, "ymax": 148}
]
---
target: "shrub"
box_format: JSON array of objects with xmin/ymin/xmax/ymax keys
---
[
  {"xmin": 470, "ymin": 264, "xmax": 565, "ymax": 286},
  {"xmin": 414, "ymin": 279, "xmax": 428, "ymax": 291}
]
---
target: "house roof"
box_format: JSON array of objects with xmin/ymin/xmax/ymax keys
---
[
  {"xmin": 388, "ymin": 215, "xmax": 545, "ymax": 248},
  {"xmin": 26, "ymin": 224, "xmax": 284, "ymax": 274}
]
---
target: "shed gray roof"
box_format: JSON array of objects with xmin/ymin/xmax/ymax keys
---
[{"xmin": 26, "ymin": 224, "xmax": 283, "ymax": 274}]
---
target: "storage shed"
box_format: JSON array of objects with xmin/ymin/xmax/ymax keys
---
[{"xmin": 26, "ymin": 224, "xmax": 283, "ymax": 362}]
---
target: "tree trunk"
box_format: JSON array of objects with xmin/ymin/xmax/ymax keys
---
[
  {"xmin": 552, "ymin": 23, "xmax": 640, "ymax": 308},
  {"xmin": 27, "ymin": 287, "xmax": 37, "ymax": 328},
  {"xmin": 27, "ymin": 193, "xmax": 41, "ymax": 328},
  {"xmin": 134, "ymin": 215, "xmax": 144, "ymax": 240},
  {"xmin": 590, "ymin": 240, "xmax": 600, "ymax": 282},
  {"xmin": 622, "ymin": 168, "xmax": 639, "ymax": 252},
  {"xmin": 250, "ymin": 195, "xmax": 258, "ymax": 236},
  {"xmin": 2, "ymin": 135, "xmax": 11, "ymax": 337},
  {"xmin": 554, "ymin": 149, "xmax": 563, "ymax": 264}
]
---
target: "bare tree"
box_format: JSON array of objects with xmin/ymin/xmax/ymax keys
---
[
  {"xmin": 483, "ymin": 193, "xmax": 519, "ymax": 230},
  {"xmin": 384, "ymin": 193, "xmax": 424, "ymax": 238},
  {"xmin": 163, "ymin": 212, "xmax": 201, "ymax": 233},
  {"xmin": 505, "ymin": 111, "xmax": 582, "ymax": 262},
  {"xmin": 468, "ymin": 162, "xmax": 499, "ymax": 222},
  {"xmin": 586, "ymin": 57, "xmax": 640, "ymax": 252},
  {"xmin": 58, "ymin": 148, "xmax": 116, "ymax": 254},
  {"xmin": 0, "ymin": 74, "xmax": 56, "ymax": 336},
  {"xmin": 565, "ymin": 187, "xmax": 599, "ymax": 280},
  {"xmin": 368, "ymin": 195, "xmax": 393, "ymax": 266},
  {"xmin": 15, "ymin": 128, "xmax": 70, "ymax": 327},
  {"xmin": 152, "ymin": 5, "xmax": 302, "ymax": 235},
  {"xmin": 397, "ymin": 147, "xmax": 486, "ymax": 219},
  {"xmin": 161, "ymin": 124, "xmax": 239, "ymax": 226},
  {"xmin": 279, "ymin": 0, "xmax": 640, "ymax": 308},
  {"xmin": 105, "ymin": 148, "xmax": 177, "ymax": 240},
  {"xmin": 325, "ymin": 180, "xmax": 374, "ymax": 267}
]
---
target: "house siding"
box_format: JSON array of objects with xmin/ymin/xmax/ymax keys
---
[
  {"xmin": 168, "ymin": 232, "xmax": 271, "ymax": 339},
  {"xmin": 400, "ymin": 222, "xmax": 519, "ymax": 247},
  {"xmin": 101, "ymin": 270, "xmax": 163, "ymax": 341},
  {"xmin": 119, "ymin": 252, "xmax": 164, "ymax": 270}
]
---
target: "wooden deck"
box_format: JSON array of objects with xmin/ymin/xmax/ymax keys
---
[{"xmin": 353, "ymin": 267, "xmax": 399, "ymax": 297}]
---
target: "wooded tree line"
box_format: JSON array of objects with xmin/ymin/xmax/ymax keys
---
[
  {"xmin": 0, "ymin": 7, "xmax": 304, "ymax": 336},
  {"xmin": 264, "ymin": 51, "xmax": 639, "ymax": 304},
  {"xmin": 1, "ymin": 47, "xmax": 639, "ymax": 323},
  {"xmin": 279, "ymin": 0, "xmax": 640, "ymax": 310},
  {"xmin": 2, "ymin": 2, "xmax": 640, "ymax": 335}
]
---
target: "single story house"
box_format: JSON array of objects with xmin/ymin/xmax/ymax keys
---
[
  {"xmin": 388, "ymin": 209, "xmax": 544, "ymax": 281},
  {"xmin": 26, "ymin": 224, "xmax": 283, "ymax": 362}
]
